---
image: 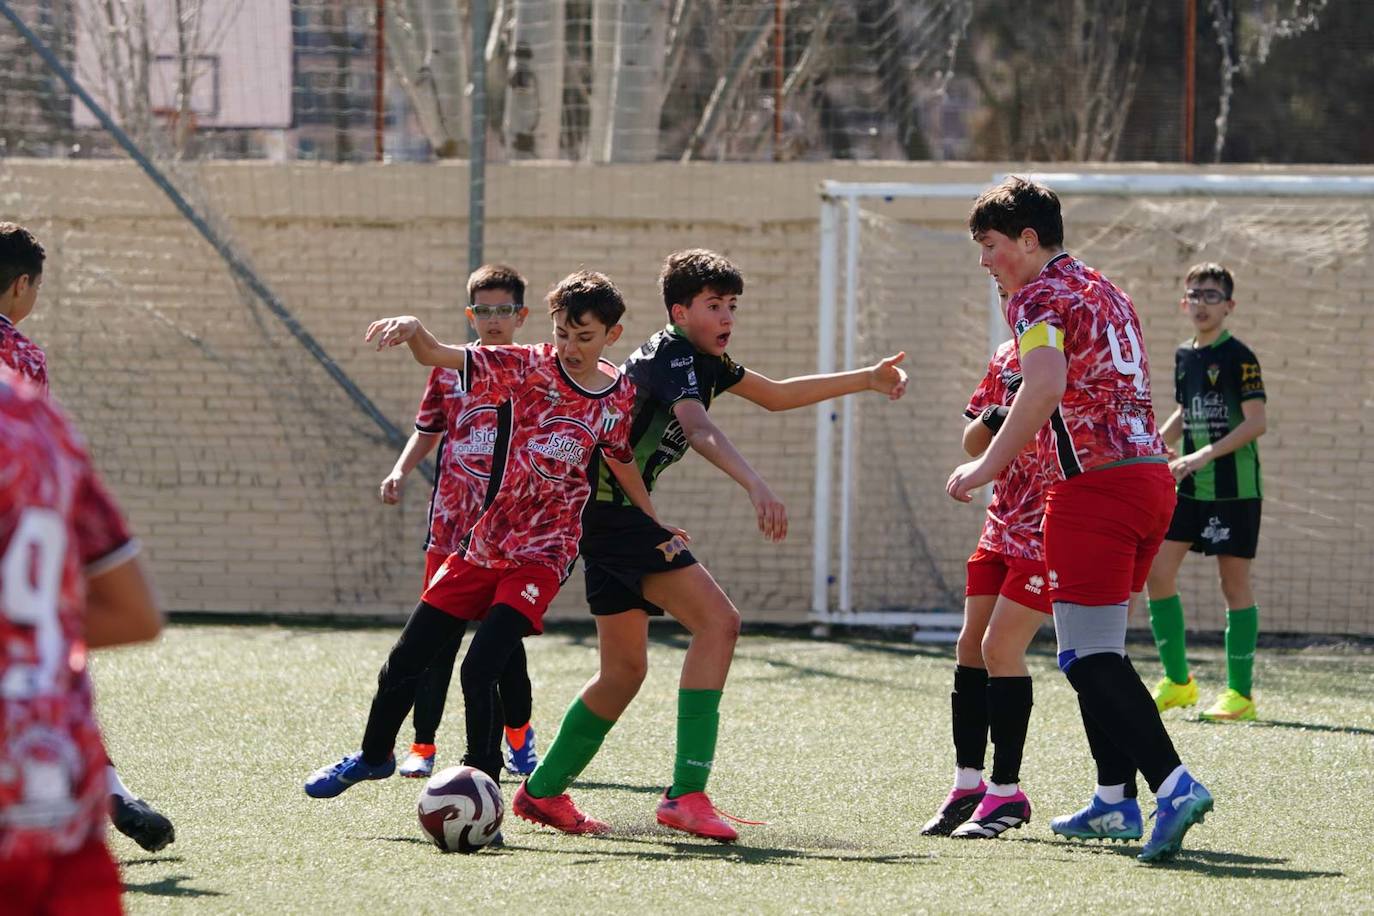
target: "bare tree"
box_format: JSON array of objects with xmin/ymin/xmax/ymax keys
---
[
  {"xmin": 503, "ymin": 0, "xmax": 564, "ymax": 158},
  {"xmin": 385, "ymin": 0, "xmax": 471, "ymax": 157},
  {"xmin": 586, "ymin": 0, "xmax": 669, "ymax": 162}
]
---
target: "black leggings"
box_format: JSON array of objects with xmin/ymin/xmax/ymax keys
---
[
  {"xmin": 411, "ymin": 629, "xmax": 533, "ymax": 745},
  {"xmin": 360, "ymin": 602, "xmax": 533, "ymax": 780}
]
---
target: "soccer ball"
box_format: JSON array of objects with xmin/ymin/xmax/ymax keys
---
[{"xmin": 416, "ymin": 765, "xmax": 504, "ymax": 853}]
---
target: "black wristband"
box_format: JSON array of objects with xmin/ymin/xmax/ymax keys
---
[{"xmin": 980, "ymin": 405, "xmax": 1008, "ymax": 433}]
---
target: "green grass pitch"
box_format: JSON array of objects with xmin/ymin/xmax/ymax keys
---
[{"xmin": 93, "ymin": 623, "xmax": 1373, "ymax": 913}]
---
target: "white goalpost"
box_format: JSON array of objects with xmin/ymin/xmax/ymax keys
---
[{"xmin": 811, "ymin": 171, "xmax": 1374, "ymax": 638}]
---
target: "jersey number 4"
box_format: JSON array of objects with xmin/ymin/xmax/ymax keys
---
[
  {"xmin": 1, "ymin": 508, "xmax": 67, "ymax": 699},
  {"xmin": 1107, "ymin": 323, "xmax": 1147, "ymax": 395}
]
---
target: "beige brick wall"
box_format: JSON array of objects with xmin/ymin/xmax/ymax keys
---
[{"xmin": 2, "ymin": 158, "xmax": 1369, "ymax": 635}]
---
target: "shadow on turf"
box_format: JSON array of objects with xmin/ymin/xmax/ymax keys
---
[
  {"xmin": 1016, "ymin": 838, "xmax": 1343, "ymax": 880},
  {"xmin": 374, "ymin": 831, "xmax": 932, "ymax": 867},
  {"xmin": 123, "ymin": 873, "xmax": 227, "ymax": 898},
  {"xmin": 1235, "ymin": 718, "xmax": 1374, "ymax": 737}
]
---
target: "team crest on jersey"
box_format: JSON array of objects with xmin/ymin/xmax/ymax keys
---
[
  {"xmin": 1207, "ymin": 363, "xmax": 1220, "ymax": 386},
  {"xmin": 1013, "ymin": 318, "xmax": 1032, "ymax": 338},
  {"xmin": 600, "ymin": 404, "xmax": 623, "ymax": 434},
  {"xmin": 545, "ymin": 386, "xmax": 562, "ymax": 405}
]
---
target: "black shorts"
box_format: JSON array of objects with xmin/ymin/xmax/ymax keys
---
[
  {"xmin": 1164, "ymin": 496, "xmax": 1261, "ymax": 558},
  {"xmin": 581, "ymin": 503, "xmax": 697, "ymax": 616}
]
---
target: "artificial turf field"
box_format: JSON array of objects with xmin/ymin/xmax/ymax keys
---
[{"xmin": 93, "ymin": 622, "xmax": 1373, "ymax": 914}]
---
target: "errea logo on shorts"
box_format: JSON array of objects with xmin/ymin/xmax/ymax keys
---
[
  {"xmin": 521, "ymin": 583, "xmax": 541, "ymax": 604},
  {"xmin": 1048, "ymin": 569, "xmax": 1059, "ymax": 591},
  {"xmin": 1025, "ymin": 574, "xmax": 1045, "ymax": 596}
]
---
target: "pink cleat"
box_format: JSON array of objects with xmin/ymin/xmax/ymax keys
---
[
  {"xmin": 512, "ymin": 781, "xmax": 611, "ymax": 835},
  {"xmin": 655, "ymin": 790, "xmax": 742, "ymax": 843}
]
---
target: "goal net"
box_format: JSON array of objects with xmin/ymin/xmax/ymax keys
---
[{"xmin": 813, "ymin": 173, "xmax": 1374, "ymax": 638}]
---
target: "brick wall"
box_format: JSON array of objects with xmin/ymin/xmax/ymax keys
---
[{"xmin": 3, "ymin": 158, "xmax": 1369, "ymax": 634}]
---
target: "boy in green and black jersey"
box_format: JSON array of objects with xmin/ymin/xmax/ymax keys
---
[{"xmin": 1146, "ymin": 263, "xmax": 1268, "ymax": 722}]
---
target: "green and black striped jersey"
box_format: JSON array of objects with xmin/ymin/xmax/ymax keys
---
[
  {"xmin": 1175, "ymin": 330, "xmax": 1265, "ymax": 501},
  {"xmin": 592, "ymin": 325, "xmax": 746, "ymax": 505}
]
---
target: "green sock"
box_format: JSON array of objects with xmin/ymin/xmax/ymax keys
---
[
  {"xmin": 667, "ymin": 689, "xmax": 722, "ymax": 798},
  {"xmin": 1148, "ymin": 594, "xmax": 1190, "ymax": 684},
  {"xmin": 525, "ymin": 698, "xmax": 614, "ymax": 798},
  {"xmin": 1226, "ymin": 605, "xmax": 1259, "ymax": 697}
]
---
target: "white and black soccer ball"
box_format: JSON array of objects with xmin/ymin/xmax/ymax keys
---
[{"xmin": 417, "ymin": 765, "xmax": 504, "ymax": 853}]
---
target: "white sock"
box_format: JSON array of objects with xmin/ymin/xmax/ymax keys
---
[
  {"xmin": 1155, "ymin": 765, "xmax": 1188, "ymax": 798},
  {"xmin": 954, "ymin": 767, "xmax": 983, "ymax": 791},
  {"xmin": 987, "ymin": 782, "xmax": 1019, "ymax": 798},
  {"xmin": 107, "ymin": 765, "xmax": 135, "ymax": 801},
  {"xmin": 1095, "ymin": 783, "xmax": 1126, "ymax": 804}
]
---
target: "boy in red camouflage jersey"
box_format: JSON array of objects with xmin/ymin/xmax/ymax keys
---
[
  {"xmin": 0, "ymin": 222, "xmax": 175, "ymax": 853},
  {"xmin": 924, "ymin": 333, "xmax": 1052, "ymax": 840},
  {"xmin": 307, "ymin": 271, "xmax": 680, "ymax": 801},
  {"xmin": 947, "ymin": 178, "xmax": 1212, "ymax": 863},
  {"xmin": 378, "ymin": 265, "xmax": 539, "ymax": 779},
  {"xmin": 0, "ymin": 222, "xmax": 50, "ymax": 390},
  {"xmin": 0, "ymin": 369, "xmax": 163, "ymax": 914}
]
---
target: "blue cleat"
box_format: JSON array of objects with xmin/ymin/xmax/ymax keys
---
[
  {"xmin": 1139, "ymin": 772, "xmax": 1213, "ymax": 863},
  {"xmin": 1049, "ymin": 794, "xmax": 1144, "ymax": 842},
  {"xmin": 305, "ymin": 751, "xmax": 395, "ymax": 799},
  {"xmin": 503, "ymin": 724, "xmax": 538, "ymax": 776}
]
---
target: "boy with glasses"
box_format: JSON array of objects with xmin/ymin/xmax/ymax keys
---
[
  {"xmin": 1146, "ymin": 263, "xmax": 1267, "ymax": 722},
  {"xmin": 378, "ymin": 265, "xmax": 539, "ymax": 778}
]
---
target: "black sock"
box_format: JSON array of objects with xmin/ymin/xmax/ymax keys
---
[
  {"xmin": 951, "ymin": 665, "xmax": 989, "ymax": 771},
  {"xmin": 1064, "ymin": 653, "xmax": 1182, "ymax": 793},
  {"xmin": 497, "ymin": 640, "xmax": 533, "ymax": 729},
  {"xmin": 411, "ymin": 625, "xmax": 466, "ymax": 746},
  {"xmin": 1076, "ymin": 694, "xmax": 1138, "ymax": 798},
  {"xmin": 459, "ymin": 604, "xmax": 533, "ymax": 782},
  {"xmin": 988, "ymin": 676, "xmax": 1033, "ymax": 786},
  {"xmin": 361, "ymin": 602, "xmax": 466, "ymax": 765}
]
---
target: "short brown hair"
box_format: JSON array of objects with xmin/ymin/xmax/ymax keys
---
[
  {"xmin": 968, "ymin": 177, "xmax": 1064, "ymax": 249},
  {"xmin": 1185, "ymin": 262, "xmax": 1234, "ymax": 300},
  {"xmin": 467, "ymin": 263, "xmax": 527, "ymax": 304},
  {"xmin": 546, "ymin": 270, "xmax": 626, "ymax": 329},
  {"xmin": 0, "ymin": 223, "xmax": 46, "ymax": 296},
  {"xmin": 659, "ymin": 249, "xmax": 744, "ymax": 315}
]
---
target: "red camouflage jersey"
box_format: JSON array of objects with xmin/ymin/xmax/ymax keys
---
[
  {"xmin": 1005, "ymin": 253, "xmax": 1165, "ymax": 483},
  {"xmin": 0, "ymin": 315, "xmax": 48, "ymax": 393},
  {"xmin": 457, "ymin": 344, "xmax": 635, "ymax": 576},
  {"xmin": 964, "ymin": 340, "xmax": 1046, "ymax": 562},
  {"xmin": 414, "ymin": 367, "xmax": 501, "ymax": 556},
  {"xmin": 0, "ymin": 371, "xmax": 138, "ymax": 859}
]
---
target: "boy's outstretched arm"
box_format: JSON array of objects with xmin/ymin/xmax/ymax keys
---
[
  {"xmin": 672, "ymin": 399, "xmax": 787, "ymax": 542},
  {"xmin": 603, "ymin": 454, "xmax": 689, "ymax": 542},
  {"xmin": 365, "ymin": 316, "xmax": 467, "ymax": 369},
  {"xmin": 380, "ymin": 430, "xmax": 441, "ymax": 503},
  {"xmin": 727, "ymin": 352, "xmax": 907, "ymax": 412},
  {"xmin": 1170, "ymin": 399, "xmax": 1266, "ymax": 481},
  {"xmin": 86, "ymin": 555, "xmax": 163, "ymax": 649}
]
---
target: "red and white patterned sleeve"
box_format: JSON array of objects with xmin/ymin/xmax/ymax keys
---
[
  {"xmin": 70, "ymin": 444, "xmax": 139, "ymax": 577},
  {"xmin": 414, "ymin": 367, "xmax": 450, "ymax": 434},
  {"xmin": 964, "ymin": 350, "xmax": 1008, "ymax": 420}
]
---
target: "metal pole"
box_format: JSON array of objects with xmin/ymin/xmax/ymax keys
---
[
  {"xmin": 838, "ymin": 199, "xmax": 859, "ymax": 614},
  {"xmin": 0, "ymin": 0, "xmax": 411, "ymax": 453},
  {"xmin": 375, "ymin": 0, "xmax": 385, "ymax": 161},
  {"xmin": 812, "ymin": 196, "xmax": 838, "ymax": 617},
  {"xmin": 469, "ymin": 0, "xmax": 489, "ymax": 276},
  {"xmin": 1184, "ymin": 0, "xmax": 1196, "ymax": 163},
  {"xmin": 773, "ymin": 0, "xmax": 784, "ymax": 161}
]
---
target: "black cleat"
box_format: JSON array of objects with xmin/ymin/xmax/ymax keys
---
[
  {"xmin": 920, "ymin": 784, "xmax": 986, "ymax": 836},
  {"xmin": 111, "ymin": 795, "xmax": 176, "ymax": 852}
]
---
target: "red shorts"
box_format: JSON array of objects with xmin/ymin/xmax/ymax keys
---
[
  {"xmin": 1043, "ymin": 462, "xmax": 1176, "ymax": 605},
  {"xmin": 965, "ymin": 547, "xmax": 1052, "ymax": 615},
  {"xmin": 421, "ymin": 555, "xmax": 561, "ymax": 634},
  {"xmin": 0, "ymin": 837, "xmax": 123, "ymax": 915},
  {"xmin": 423, "ymin": 549, "xmax": 449, "ymax": 589}
]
